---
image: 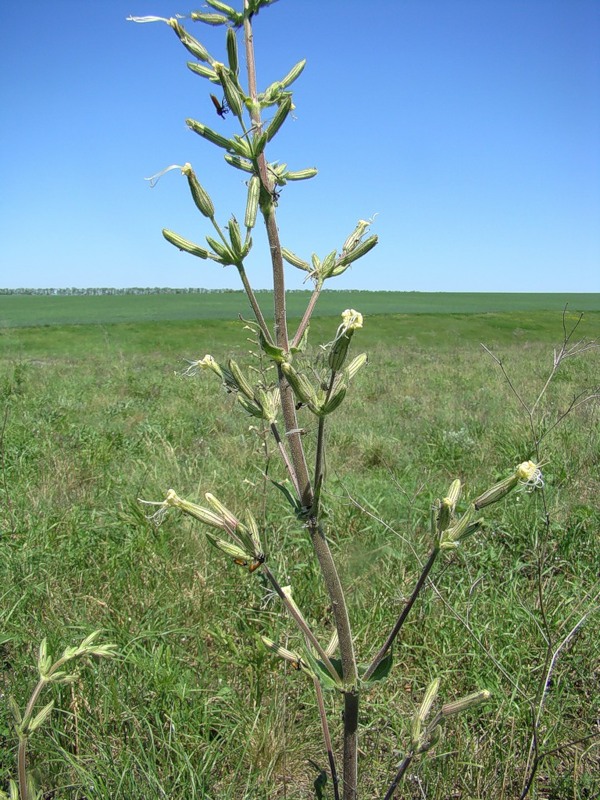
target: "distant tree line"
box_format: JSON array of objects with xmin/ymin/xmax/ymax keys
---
[{"xmin": 0, "ymin": 287, "xmax": 244, "ymax": 296}]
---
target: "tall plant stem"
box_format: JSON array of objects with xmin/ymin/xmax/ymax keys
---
[
  {"xmin": 364, "ymin": 547, "xmax": 440, "ymax": 682},
  {"xmin": 308, "ymin": 519, "xmax": 359, "ymax": 800},
  {"xmin": 243, "ymin": 5, "xmax": 310, "ymax": 506},
  {"xmin": 18, "ymin": 737, "xmax": 29, "ymax": 800},
  {"xmin": 243, "ymin": 9, "xmax": 358, "ymax": 795}
]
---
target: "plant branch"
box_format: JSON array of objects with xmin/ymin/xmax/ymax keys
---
[
  {"xmin": 364, "ymin": 546, "xmax": 440, "ymax": 682},
  {"xmin": 521, "ymin": 605, "xmax": 598, "ymax": 795},
  {"xmin": 237, "ymin": 263, "xmax": 273, "ymax": 344},
  {"xmin": 262, "ymin": 564, "xmax": 341, "ymax": 684},
  {"xmin": 292, "ymin": 281, "xmax": 323, "ymax": 350},
  {"xmin": 311, "ymin": 662, "xmax": 341, "ymax": 800}
]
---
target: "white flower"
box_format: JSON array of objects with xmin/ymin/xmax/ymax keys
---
[{"xmin": 516, "ymin": 460, "xmax": 544, "ymax": 492}]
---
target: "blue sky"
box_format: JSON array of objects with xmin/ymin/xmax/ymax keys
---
[{"xmin": 1, "ymin": 0, "xmax": 598, "ymax": 291}]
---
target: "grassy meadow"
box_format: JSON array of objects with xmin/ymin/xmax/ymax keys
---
[{"xmin": 1, "ymin": 294, "xmax": 599, "ymax": 799}]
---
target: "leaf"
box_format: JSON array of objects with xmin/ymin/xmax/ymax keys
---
[
  {"xmin": 270, "ymin": 479, "xmax": 302, "ymax": 515},
  {"xmin": 313, "ymin": 768, "xmax": 327, "ymax": 799},
  {"xmin": 303, "ymin": 649, "xmax": 342, "ymax": 692},
  {"xmin": 362, "ymin": 648, "xmax": 393, "ymax": 684},
  {"xmin": 27, "ymin": 700, "xmax": 54, "ymax": 734}
]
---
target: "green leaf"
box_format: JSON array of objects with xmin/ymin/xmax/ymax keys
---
[
  {"xmin": 258, "ymin": 330, "xmax": 287, "ymax": 363},
  {"xmin": 362, "ymin": 648, "xmax": 393, "ymax": 684},
  {"xmin": 303, "ymin": 649, "xmax": 342, "ymax": 692},
  {"xmin": 313, "ymin": 768, "xmax": 327, "ymax": 800},
  {"xmin": 270, "ymin": 479, "xmax": 302, "ymax": 515}
]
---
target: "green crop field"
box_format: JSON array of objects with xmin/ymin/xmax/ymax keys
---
[
  {"xmin": 1, "ymin": 298, "xmax": 599, "ymax": 799},
  {"xmin": 1, "ymin": 290, "xmax": 599, "ymax": 328}
]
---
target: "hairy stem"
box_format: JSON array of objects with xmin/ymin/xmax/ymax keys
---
[
  {"xmin": 18, "ymin": 736, "xmax": 29, "ymax": 800},
  {"xmin": 243, "ymin": 8, "xmax": 358, "ymax": 795}
]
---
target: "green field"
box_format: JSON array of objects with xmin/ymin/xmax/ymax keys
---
[
  {"xmin": 1, "ymin": 290, "xmax": 599, "ymax": 328},
  {"xmin": 1, "ymin": 300, "xmax": 599, "ymax": 799}
]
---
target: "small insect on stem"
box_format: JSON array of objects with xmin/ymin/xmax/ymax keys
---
[
  {"xmin": 234, "ymin": 553, "xmax": 265, "ymax": 572},
  {"xmin": 248, "ymin": 554, "xmax": 265, "ymax": 573},
  {"xmin": 210, "ymin": 94, "xmax": 229, "ymax": 119}
]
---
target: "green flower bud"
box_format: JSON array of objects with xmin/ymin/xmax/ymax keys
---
[
  {"xmin": 255, "ymin": 387, "xmax": 280, "ymax": 423},
  {"xmin": 342, "ymin": 219, "xmax": 372, "ymax": 254},
  {"xmin": 224, "ymin": 154, "xmax": 254, "ymax": 173},
  {"xmin": 25, "ymin": 701, "xmax": 54, "ymax": 735},
  {"xmin": 444, "ymin": 479, "xmax": 462, "ymax": 510},
  {"xmin": 437, "ymin": 480, "xmax": 461, "ymax": 533},
  {"xmin": 250, "ymin": 131, "xmax": 268, "ymax": 158},
  {"xmin": 169, "ymin": 19, "xmax": 211, "ymax": 62},
  {"xmin": 266, "ymin": 96, "xmax": 292, "ymax": 142},
  {"xmin": 162, "ymin": 229, "xmax": 211, "ymax": 259},
  {"xmin": 281, "ymin": 362, "xmax": 318, "ymax": 407},
  {"xmin": 345, "ymin": 352, "xmax": 368, "ymax": 381},
  {"xmin": 441, "ymin": 503, "xmax": 476, "ymax": 544},
  {"xmin": 261, "ymin": 636, "xmax": 307, "ymax": 672},
  {"xmin": 204, "ymin": 492, "xmax": 240, "ymax": 532},
  {"xmin": 441, "ymin": 689, "xmax": 491, "ymax": 718},
  {"xmin": 328, "ymin": 309, "xmax": 363, "ymax": 372},
  {"xmin": 186, "ymin": 118, "xmax": 234, "ymax": 151},
  {"xmin": 227, "ymin": 216, "xmax": 243, "ymax": 258},
  {"xmin": 412, "ymin": 677, "xmax": 440, "ymax": 747},
  {"xmin": 230, "ymin": 134, "xmax": 253, "ymax": 158},
  {"xmin": 336, "ymin": 234, "xmax": 378, "ymax": 270},
  {"xmin": 215, "ymin": 63, "xmax": 244, "ymax": 119},
  {"xmin": 181, "ymin": 163, "xmax": 215, "ymax": 218},
  {"xmin": 244, "ymin": 511, "xmax": 263, "ymax": 555},
  {"xmin": 281, "ymin": 248, "xmax": 310, "ymax": 271},
  {"xmin": 228, "ymin": 359, "xmax": 255, "ymax": 400},
  {"xmin": 320, "ymin": 385, "xmax": 347, "ymax": 416},
  {"xmin": 38, "ymin": 637, "xmax": 49, "ymax": 674},
  {"xmin": 187, "ymin": 61, "xmax": 219, "ymax": 80},
  {"xmin": 205, "ymin": 235, "xmax": 236, "ymax": 265},
  {"xmin": 205, "ymin": 0, "xmax": 243, "ymax": 25},
  {"xmin": 473, "ymin": 461, "xmax": 542, "ymax": 510},
  {"xmin": 205, "ymin": 532, "xmax": 253, "ymax": 564},
  {"xmin": 226, "ymin": 26, "xmax": 238, "ymax": 74},
  {"xmin": 329, "ymin": 334, "xmax": 351, "ymax": 372},
  {"xmin": 417, "ymin": 677, "xmax": 440, "ymax": 725},
  {"xmin": 190, "ymin": 12, "xmax": 229, "ymax": 26},
  {"xmin": 245, "ymin": 176, "xmax": 260, "ymax": 229},
  {"xmin": 319, "ymin": 249, "xmax": 338, "ymax": 280},
  {"xmin": 237, "ymin": 394, "xmax": 264, "ymax": 419},
  {"xmin": 279, "ymin": 59, "xmax": 306, "ymax": 89},
  {"xmin": 284, "ymin": 167, "xmax": 318, "ymax": 181},
  {"xmin": 165, "ymin": 489, "xmax": 229, "ymax": 529},
  {"xmin": 9, "ymin": 696, "xmax": 22, "ymax": 725}
]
